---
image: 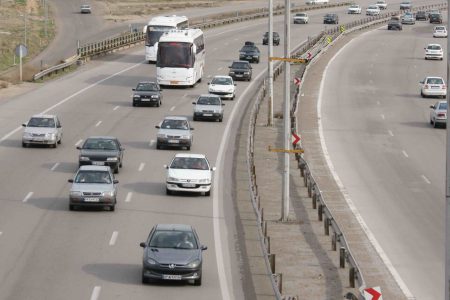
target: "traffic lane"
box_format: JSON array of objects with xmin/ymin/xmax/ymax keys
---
[{"xmin": 321, "ymin": 22, "xmax": 445, "ymax": 299}]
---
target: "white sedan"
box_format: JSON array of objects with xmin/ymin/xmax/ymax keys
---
[
  {"xmin": 424, "ymin": 44, "xmax": 443, "ymax": 60},
  {"xmin": 208, "ymin": 75, "xmax": 236, "ymax": 100},
  {"xmin": 366, "ymin": 5, "xmax": 381, "ymax": 16},
  {"xmin": 165, "ymin": 153, "xmax": 215, "ymax": 196},
  {"xmin": 430, "ymin": 100, "xmax": 447, "ymax": 128},
  {"xmin": 420, "ymin": 76, "xmax": 446, "ymax": 98},
  {"xmin": 433, "ymin": 25, "xmax": 448, "ymax": 38},
  {"xmin": 348, "ymin": 5, "xmax": 362, "ymax": 14},
  {"xmin": 376, "ymin": 0, "xmax": 387, "ymax": 9}
]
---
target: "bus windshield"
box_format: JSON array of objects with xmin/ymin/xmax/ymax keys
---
[
  {"xmin": 146, "ymin": 26, "xmax": 173, "ymax": 46},
  {"xmin": 157, "ymin": 42, "xmax": 193, "ymax": 68}
]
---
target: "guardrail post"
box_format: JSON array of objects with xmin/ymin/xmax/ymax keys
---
[
  {"xmin": 340, "ymin": 247, "xmax": 346, "ymax": 268},
  {"xmin": 276, "ymin": 273, "xmax": 282, "ymax": 294},
  {"xmin": 332, "ymin": 232, "xmax": 337, "ymax": 251},
  {"xmin": 307, "ymin": 181, "xmax": 312, "ymax": 197},
  {"xmin": 349, "ymin": 267, "xmax": 355, "ymax": 288},
  {"xmin": 318, "ymin": 204, "xmax": 323, "ymax": 221},
  {"xmin": 312, "ymin": 191, "xmax": 317, "ymax": 209},
  {"xmin": 265, "ymin": 236, "xmax": 271, "ymax": 253},
  {"xmin": 324, "ymin": 217, "xmax": 330, "ymax": 236},
  {"xmin": 268, "ymin": 254, "xmax": 276, "ymax": 274},
  {"xmin": 263, "ymin": 220, "xmax": 267, "ymax": 237}
]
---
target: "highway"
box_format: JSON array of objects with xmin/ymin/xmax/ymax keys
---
[
  {"xmin": 320, "ymin": 18, "xmax": 447, "ymax": 299},
  {"xmin": 0, "ymin": 0, "xmax": 441, "ymax": 299}
]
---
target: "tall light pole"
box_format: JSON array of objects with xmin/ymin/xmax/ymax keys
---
[
  {"xmin": 267, "ymin": 0, "xmax": 274, "ymax": 126},
  {"xmin": 445, "ymin": 2, "xmax": 450, "ymax": 299},
  {"xmin": 281, "ymin": 0, "xmax": 291, "ymax": 221},
  {"xmin": 20, "ymin": 13, "xmax": 28, "ymax": 47}
]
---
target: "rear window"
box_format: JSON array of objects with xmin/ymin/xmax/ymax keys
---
[
  {"xmin": 427, "ymin": 45, "xmax": 441, "ymax": 50},
  {"xmin": 232, "ymin": 62, "xmax": 250, "ymax": 69},
  {"xmin": 439, "ymin": 102, "xmax": 448, "ymax": 110},
  {"xmin": 426, "ymin": 78, "xmax": 444, "ymax": 84}
]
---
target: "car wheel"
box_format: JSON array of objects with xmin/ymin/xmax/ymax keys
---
[
  {"xmin": 421, "ymin": 91, "xmax": 426, "ymax": 98},
  {"xmin": 22, "ymin": 142, "xmax": 27, "ymax": 148},
  {"xmin": 69, "ymin": 204, "xmax": 75, "ymax": 211},
  {"xmin": 52, "ymin": 142, "xmax": 57, "ymax": 148},
  {"xmin": 205, "ymin": 190, "xmax": 211, "ymax": 196},
  {"xmin": 156, "ymin": 143, "xmax": 161, "ymax": 150},
  {"xmin": 142, "ymin": 272, "xmax": 149, "ymax": 284},
  {"xmin": 219, "ymin": 117, "xmax": 223, "ymax": 122},
  {"xmin": 186, "ymin": 145, "xmax": 191, "ymax": 151},
  {"xmin": 166, "ymin": 188, "xmax": 172, "ymax": 195},
  {"xmin": 193, "ymin": 116, "xmax": 198, "ymax": 121},
  {"xmin": 194, "ymin": 276, "xmax": 202, "ymax": 286},
  {"xmin": 119, "ymin": 161, "xmax": 123, "ymax": 168},
  {"xmin": 433, "ymin": 120, "xmax": 438, "ymax": 128},
  {"xmin": 114, "ymin": 166, "xmax": 119, "ymax": 174},
  {"xmin": 133, "ymin": 102, "xmax": 137, "ymax": 107},
  {"xmin": 110, "ymin": 205, "xmax": 115, "ymax": 211}
]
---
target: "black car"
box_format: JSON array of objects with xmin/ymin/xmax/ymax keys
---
[
  {"xmin": 430, "ymin": 13, "xmax": 443, "ymax": 24},
  {"xmin": 323, "ymin": 13, "xmax": 339, "ymax": 24},
  {"xmin": 399, "ymin": 0, "xmax": 412, "ymax": 10},
  {"xmin": 140, "ymin": 224, "xmax": 207, "ymax": 285},
  {"xmin": 387, "ymin": 18, "xmax": 403, "ymax": 30},
  {"xmin": 132, "ymin": 81, "xmax": 162, "ymax": 107},
  {"xmin": 415, "ymin": 11, "xmax": 428, "ymax": 21},
  {"xmin": 228, "ymin": 60, "xmax": 252, "ymax": 81},
  {"xmin": 77, "ymin": 136, "xmax": 124, "ymax": 174},
  {"xmin": 239, "ymin": 44, "xmax": 260, "ymax": 63},
  {"xmin": 262, "ymin": 32, "xmax": 280, "ymax": 46}
]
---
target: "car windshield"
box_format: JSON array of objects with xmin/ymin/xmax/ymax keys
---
[
  {"xmin": 427, "ymin": 45, "xmax": 441, "ymax": 50},
  {"xmin": 157, "ymin": 42, "xmax": 193, "ymax": 68},
  {"xmin": 149, "ymin": 230, "xmax": 198, "ymax": 249},
  {"xmin": 161, "ymin": 119, "xmax": 189, "ymax": 130},
  {"xmin": 439, "ymin": 103, "xmax": 448, "ymax": 110},
  {"xmin": 211, "ymin": 77, "xmax": 232, "ymax": 85},
  {"xmin": 296, "ymin": 13, "xmax": 306, "ymax": 16},
  {"xmin": 368, "ymin": 5, "xmax": 378, "ymax": 9},
  {"xmin": 426, "ymin": 78, "xmax": 444, "ymax": 84},
  {"xmin": 350, "ymin": 5, "xmax": 359, "ymax": 8},
  {"xmin": 231, "ymin": 62, "xmax": 249, "ymax": 69},
  {"xmin": 197, "ymin": 96, "xmax": 221, "ymax": 105},
  {"xmin": 170, "ymin": 157, "xmax": 209, "ymax": 170},
  {"xmin": 27, "ymin": 117, "xmax": 55, "ymax": 128},
  {"xmin": 75, "ymin": 170, "xmax": 112, "ymax": 184},
  {"xmin": 83, "ymin": 139, "xmax": 118, "ymax": 150},
  {"xmin": 136, "ymin": 82, "xmax": 158, "ymax": 91},
  {"xmin": 325, "ymin": 14, "xmax": 333, "ymax": 17},
  {"xmin": 241, "ymin": 45, "xmax": 258, "ymax": 52}
]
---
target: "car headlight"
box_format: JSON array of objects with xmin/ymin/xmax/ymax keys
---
[
  {"xmin": 244, "ymin": 72, "xmax": 250, "ymax": 75},
  {"xmin": 229, "ymin": 71, "xmax": 235, "ymax": 74},
  {"xmin": 199, "ymin": 178, "xmax": 210, "ymax": 184},
  {"xmin": 103, "ymin": 190, "xmax": 115, "ymax": 197},
  {"xmin": 239, "ymin": 52, "xmax": 245, "ymax": 55},
  {"xmin": 147, "ymin": 258, "xmax": 157, "ymax": 265},
  {"xmin": 107, "ymin": 157, "xmax": 118, "ymax": 161},
  {"xmin": 214, "ymin": 110, "xmax": 221, "ymax": 113},
  {"xmin": 70, "ymin": 191, "xmax": 82, "ymax": 197},
  {"xmin": 133, "ymin": 94, "xmax": 140, "ymax": 98},
  {"xmin": 79, "ymin": 156, "xmax": 90, "ymax": 161},
  {"xmin": 46, "ymin": 133, "xmax": 56, "ymax": 139},
  {"xmin": 187, "ymin": 259, "xmax": 201, "ymax": 268},
  {"xmin": 181, "ymin": 135, "xmax": 190, "ymax": 139},
  {"xmin": 157, "ymin": 134, "xmax": 167, "ymax": 138},
  {"xmin": 167, "ymin": 177, "xmax": 179, "ymax": 182},
  {"xmin": 23, "ymin": 132, "xmax": 32, "ymax": 138},
  {"xmin": 151, "ymin": 95, "xmax": 159, "ymax": 99}
]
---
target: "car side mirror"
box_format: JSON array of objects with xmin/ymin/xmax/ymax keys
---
[
  {"xmin": 113, "ymin": 179, "xmax": 119, "ymax": 184},
  {"xmin": 201, "ymin": 245, "xmax": 208, "ymax": 251},
  {"xmin": 163, "ymin": 164, "xmax": 168, "ymax": 169},
  {"xmin": 221, "ymin": 103, "xmax": 225, "ymax": 106},
  {"xmin": 57, "ymin": 125, "xmax": 62, "ymax": 128},
  {"xmin": 234, "ymin": 83, "xmax": 237, "ymax": 86},
  {"xmin": 192, "ymin": 102, "xmax": 196, "ymax": 105},
  {"xmin": 76, "ymin": 146, "xmax": 81, "ymax": 150},
  {"xmin": 420, "ymin": 81, "xmax": 424, "ymax": 84},
  {"xmin": 120, "ymin": 147, "xmax": 125, "ymax": 151},
  {"xmin": 22, "ymin": 123, "xmax": 27, "ymax": 127},
  {"xmin": 211, "ymin": 167, "xmax": 216, "ymax": 171},
  {"xmin": 155, "ymin": 125, "xmax": 160, "ymax": 129},
  {"xmin": 140, "ymin": 242, "xmax": 147, "ymax": 248},
  {"xmin": 132, "ymin": 88, "xmax": 136, "ymax": 91},
  {"xmin": 430, "ymin": 105, "xmax": 435, "ymax": 109},
  {"xmin": 228, "ymin": 66, "xmax": 232, "ymax": 68},
  {"xmin": 68, "ymin": 179, "xmax": 74, "ymax": 183},
  {"xmin": 190, "ymin": 127, "xmax": 194, "ymax": 130},
  {"xmin": 207, "ymin": 82, "xmax": 210, "ymax": 85}
]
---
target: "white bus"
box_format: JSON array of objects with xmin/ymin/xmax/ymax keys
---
[
  {"xmin": 143, "ymin": 15, "xmax": 189, "ymax": 63},
  {"xmin": 156, "ymin": 29, "xmax": 205, "ymax": 87}
]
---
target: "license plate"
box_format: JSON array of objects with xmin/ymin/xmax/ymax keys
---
[
  {"xmin": 170, "ymin": 81, "xmax": 179, "ymax": 84},
  {"xmin": 141, "ymin": 98, "xmax": 150, "ymax": 101},
  {"xmin": 168, "ymin": 139, "xmax": 180, "ymax": 144},
  {"xmin": 163, "ymin": 275, "xmax": 182, "ymax": 280},
  {"xmin": 92, "ymin": 161, "xmax": 105, "ymax": 165},
  {"xmin": 246, "ymin": 56, "xmax": 252, "ymax": 59},
  {"xmin": 431, "ymin": 86, "xmax": 440, "ymax": 89},
  {"xmin": 182, "ymin": 183, "xmax": 196, "ymax": 188},
  {"xmin": 84, "ymin": 197, "xmax": 99, "ymax": 202},
  {"xmin": 236, "ymin": 75, "xmax": 243, "ymax": 77},
  {"xmin": 203, "ymin": 113, "xmax": 213, "ymax": 116}
]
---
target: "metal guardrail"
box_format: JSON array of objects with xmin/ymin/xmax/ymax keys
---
[
  {"xmin": 33, "ymin": 54, "xmax": 80, "ymax": 81},
  {"xmin": 247, "ymin": 2, "xmax": 447, "ymax": 299}
]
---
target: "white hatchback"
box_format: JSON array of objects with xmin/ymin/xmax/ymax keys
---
[
  {"xmin": 424, "ymin": 44, "xmax": 443, "ymax": 60},
  {"xmin": 420, "ymin": 76, "xmax": 446, "ymax": 98},
  {"xmin": 429, "ymin": 100, "xmax": 447, "ymax": 128},
  {"xmin": 366, "ymin": 5, "xmax": 381, "ymax": 16},
  {"xmin": 433, "ymin": 26, "xmax": 448, "ymax": 38},
  {"xmin": 208, "ymin": 75, "xmax": 236, "ymax": 100},
  {"xmin": 348, "ymin": 5, "xmax": 362, "ymax": 14},
  {"xmin": 165, "ymin": 154, "xmax": 215, "ymax": 196}
]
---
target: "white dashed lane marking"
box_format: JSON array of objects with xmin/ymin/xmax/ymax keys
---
[
  {"xmin": 125, "ymin": 192, "xmax": 133, "ymax": 203},
  {"xmin": 149, "ymin": 140, "xmax": 155, "ymax": 147},
  {"xmin": 138, "ymin": 163, "xmax": 145, "ymax": 172},
  {"xmin": 218, "ymin": 67, "xmax": 223, "ymax": 71},
  {"xmin": 23, "ymin": 192, "xmax": 33, "ymax": 203},
  {"xmin": 95, "ymin": 121, "xmax": 102, "ymax": 127},
  {"xmin": 421, "ymin": 175, "xmax": 431, "ymax": 184},
  {"xmin": 388, "ymin": 130, "xmax": 394, "ymax": 137},
  {"xmin": 75, "ymin": 139, "xmax": 83, "ymax": 147},
  {"xmin": 380, "ymin": 114, "xmax": 385, "ymax": 120},
  {"xmin": 402, "ymin": 150, "xmax": 409, "ymax": 158},
  {"xmin": 170, "ymin": 106, "xmax": 176, "ymax": 111},
  {"xmin": 51, "ymin": 163, "xmax": 60, "ymax": 171},
  {"xmin": 90, "ymin": 286, "xmax": 101, "ymax": 300},
  {"xmin": 113, "ymin": 106, "xmax": 119, "ymax": 111},
  {"xmin": 109, "ymin": 231, "xmax": 119, "ymax": 246}
]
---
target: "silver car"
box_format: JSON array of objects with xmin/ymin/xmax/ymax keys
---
[
  {"xmin": 156, "ymin": 116, "xmax": 194, "ymax": 150},
  {"xmin": 80, "ymin": 4, "xmax": 91, "ymax": 14},
  {"xmin": 68, "ymin": 165, "xmax": 118, "ymax": 211},
  {"xmin": 22, "ymin": 114, "xmax": 62, "ymax": 148},
  {"xmin": 401, "ymin": 12, "xmax": 416, "ymax": 24},
  {"xmin": 430, "ymin": 100, "xmax": 447, "ymax": 128},
  {"xmin": 192, "ymin": 94, "xmax": 224, "ymax": 122}
]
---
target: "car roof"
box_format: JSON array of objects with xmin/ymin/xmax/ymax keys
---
[
  {"xmin": 78, "ymin": 165, "xmax": 111, "ymax": 171},
  {"xmin": 137, "ymin": 81, "xmax": 157, "ymax": 84},
  {"xmin": 198, "ymin": 94, "xmax": 221, "ymax": 98},
  {"xmin": 212, "ymin": 75, "xmax": 232, "ymax": 79},
  {"xmin": 426, "ymin": 76, "xmax": 444, "ymax": 79},
  {"xmin": 163, "ymin": 116, "xmax": 189, "ymax": 121},
  {"xmin": 155, "ymin": 224, "xmax": 193, "ymax": 231},
  {"xmin": 85, "ymin": 136, "xmax": 118, "ymax": 140},
  {"xmin": 31, "ymin": 114, "xmax": 56, "ymax": 119},
  {"xmin": 232, "ymin": 60, "xmax": 250, "ymax": 64},
  {"xmin": 427, "ymin": 43, "xmax": 442, "ymax": 47},
  {"xmin": 174, "ymin": 153, "xmax": 207, "ymax": 159}
]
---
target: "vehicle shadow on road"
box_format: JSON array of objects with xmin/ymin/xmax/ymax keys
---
[
  {"xmin": 51, "ymin": 162, "xmax": 79, "ymax": 174},
  {"xmin": 123, "ymin": 182, "xmax": 164, "ymax": 196},
  {"xmin": 401, "ymin": 121, "xmax": 434, "ymax": 128},
  {"xmin": 26, "ymin": 197, "xmax": 68, "ymax": 211},
  {"xmin": 83, "ymin": 263, "xmax": 141, "ymax": 285},
  {"xmin": 122, "ymin": 141, "xmax": 151, "ymax": 150}
]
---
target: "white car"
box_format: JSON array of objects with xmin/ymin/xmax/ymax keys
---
[
  {"xmin": 424, "ymin": 44, "xmax": 443, "ymax": 60},
  {"xmin": 430, "ymin": 100, "xmax": 447, "ymax": 128},
  {"xmin": 80, "ymin": 4, "xmax": 91, "ymax": 14},
  {"xmin": 192, "ymin": 94, "xmax": 225, "ymax": 122},
  {"xmin": 165, "ymin": 153, "xmax": 215, "ymax": 196},
  {"xmin": 22, "ymin": 114, "xmax": 63, "ymax": 148},
  {"xmin": 433, "ymin": 25, "xmax": 448, "ymax": 38},
  {"xmin": 293, "ymin": 12, "xmax": 309, "ymax": 23},
  {"xmin": 348, "ymin": 5, "xmax": 362, "ymax": 14},
  {"xmin": 366, "ymin": 5, "xmax": 381, "ymax": 16},
  {"xmin": 306, "ymin": 0, "xmax": 329, "ymax": 4},
  {"xmin": 208, "ymin": 75, "xmax": 236, "ymax": 100},
  {"xmin": 420, "ymin": 76, "xmax": 446, "ymax": 98},
  {"xmin": 375, "ymin": 0, "xmax": 387, "ymax": 9}
]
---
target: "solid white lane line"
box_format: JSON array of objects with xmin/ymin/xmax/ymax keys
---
[
  {"xmin": 402, "ymin": 150, "xmax": 409, "ymax": 158},
  {"xmin": 170, "ymin": 106, "xmax": 176, "ymax": 111},
  {"xmin": 90, "ymin": 286, "xmax": 101, "ymax": 300},
  {"xmin": 51, "ymin": 163, "xmax": 60, "ymax": 171},
  {"xmin": 23, "ymin": 192, "xmax": 33, "ymax": 203},
  {"xmin": 380, "ymin": 114, "xmax": 385, "ymax": 120},
  {"xmin": 149, "ymin": 140, "xmax": 155, "ymax": 147},
  {"xmin": 125, "ymin": 192, "xmax": 133, "ymax": 203},
  {"xmin": 109, "ymin": 231, "xmax": 119, "ymax": 246},
  {"xmin": 388, "ymin": 130, "xmax": 394, "ymax": 137},
  {"xmin": 75, "ymin": 139, "xmax": 83, "ymax": 147},
  {"xmin": 138, "ymin": 163, "xmax": 145, "ymax": 172},
  {"xmin": 113, "ymin": 106, "xmax": 119, "ymax": 111},
  {"xmin": 95, "ymin": 121, "xmax": 102, "ymax": 127},
  {"xmin": 0, "ymin": 61, "xmax": 143, "ymax": 143},
  {"xmin": 421, "ymin": 175, "xmax": 431, "ymax": 184}
]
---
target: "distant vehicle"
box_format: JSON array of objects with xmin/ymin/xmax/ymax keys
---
[
  {"xmin": 244, "ymin": 41, "xmax": 255, "ymax": 46},
  {"xmin": 306, "ymin": 0, "xmax": 329, "ymax": 4},
  {"xmin": 164, "ymin": 153, "xmax": 215, "ymax": 196},
  {"xmin": 293, "ymin": 12, "xmax": 309, "ymax": 23},
  {"xmin": 143, "ymin": 15, "xmax": 188, "ymax": 63},
  {"xmin": 156, "ymin": 116, "xmax": 194, "ymax": 150},
  {"xmin": 347, "ymin": 5, "xmax": 362, "ymax": 14},
  {"xmin": 208, "ymin": 75, "xmax": 236, "ymax": 100},
  {"xmin": 366, "ymin": 5, "xmax": 381, "ymax": 16},
  {"xmin": 429, "ymin": 13, "xmax": 443, "ymax": 24},
  {"xmin": 430, "ymin": 101, "xmax": 447, "ymax": 128},
  {"xmin": 428, "ymin": 10, "xmax": 440, "ymax": 18},
  {"xmin": 140, "ymin": 224, "xmax": 207, "ymax": 285},
  {"xmin": 68, "ymin": 165, "xmax": 118, "ymax": 211},
  {"xmin": 132, "ymin": 81, "xmax": 162, "ymax": 107},
  {"xmin": 80, "ymin": 4, "xmax": 91, "ymax": 14},
  {"xmin": 228, "ymin": 60, "xmax": 252, "ymax": 81},
  {"xmin": 262, "ymin": 32, "xmax": 280, "ymax": 46},
  {"xmin": 399, "ymin": 0, "xmax": 412, "ymax": 10},
  {"xmin": 192, "ymin": 94, "xmax": 224, "ymax": 122},
  {"xmin": 433, "ymin": 25, "xmax": 448, "ymax": 38},
  {"xmin": 415, "ymin": 11, "xmax": 428, "ymax": 21},
  {"xmin": 323, "ymin": 13, "xmax": 339, "ymax": 24},
  {"xmin": 77, "ymin": 136, "xmax": 124, "ymax": 174},
  {"xmin": 156, "ymin": 29, "xmax": 205, "ymax": 87},
  {"xmin": 22, "ymin": 114, "xmax": 62, "ymax": 148},
  {"xmin": 401, "ymin": 12, "xmax": 416, "ymax": 24},
  {"xmin": 239, "ymin": 43, "xmax": 260, "ymax": 63},
  {"xmin": 424, "ymin": 44, "xmax": 443, "ymax": 60},
  {"xmin": 375, "ymin": 0, "xmax": 387, "ymax": 9},
  {"xmin": 420, "ymin": 76, "xmax": 446, "ymax": 98},
  {"xmin": 388, "ymin": 16, "xmax": 402, "ymax": 30}
]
